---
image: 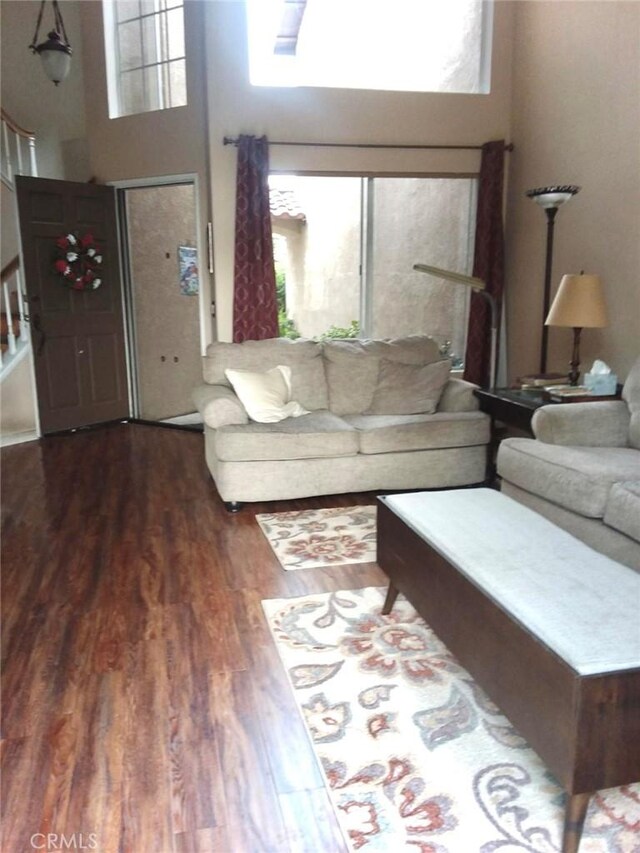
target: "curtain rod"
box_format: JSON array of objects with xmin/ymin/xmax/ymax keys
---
[{"xmin": 223, "ymin": 136, "xmax": 514, "ymax": 152}]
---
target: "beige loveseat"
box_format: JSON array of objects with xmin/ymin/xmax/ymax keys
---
[
  {"xmin": 193, "ymin": 335, "xmax": 490, "ymax": 508},
  {"xmin": 497, "ymin": 355, "xmax": 640, "ymax": 571}
]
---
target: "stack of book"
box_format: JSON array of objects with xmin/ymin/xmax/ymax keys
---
[
  {"xmin": 517, "ymin": 372, "xmax": 569, "ymax": 390},
  {"xmin": 542, "ymin": 385, "xmax": 593, "ymax": 401}
]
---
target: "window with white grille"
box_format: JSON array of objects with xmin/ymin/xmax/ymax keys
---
[{"xmin": 104, "ymin": 0, "xmax": 187, "ymax": 118}]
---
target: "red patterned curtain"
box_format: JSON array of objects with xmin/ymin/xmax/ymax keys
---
[
  {"xmin": 463, "ymin": 140, "xmax": 505, "ymax": 387},
  {"xmin": 232, "ymin": 135, "xmax": 278, "ymax": 342}
]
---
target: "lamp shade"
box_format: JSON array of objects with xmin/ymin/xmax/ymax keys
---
[
  {"xmin": 526, "ymin": 185, "xmax": 580, "ymax": 209},
  {"xmin": 545, "ymin": 274, "xmax": 608, "ymax": 328}
]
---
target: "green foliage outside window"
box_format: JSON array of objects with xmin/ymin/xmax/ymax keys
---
[
  {"xmin": 316, "ymin": 320, "xmax": 360, "ymax": 340},
  {"xmin": 276, "ymin": 265, "xmax": 361, "ymax": 341}
]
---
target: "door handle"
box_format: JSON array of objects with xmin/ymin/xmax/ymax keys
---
[{"xmin": 31, "ymin": 314, "xmax": 46, "ymax": 356}]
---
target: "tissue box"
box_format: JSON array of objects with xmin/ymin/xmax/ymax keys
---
[{"xmin": 584, "ymin": 373, "xmax": 617, "ymax": 395}]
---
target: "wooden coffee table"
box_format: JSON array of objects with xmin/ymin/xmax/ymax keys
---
[{"xmin": 377, "ymin": 489, "xmax": 640, "ymax": 853}]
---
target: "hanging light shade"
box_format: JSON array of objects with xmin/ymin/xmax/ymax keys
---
[{"xmin": 29, "ymin": 1, "xmax": 72, "ymax": 86}]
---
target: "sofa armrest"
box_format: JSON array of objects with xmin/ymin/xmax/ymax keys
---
[
  {"xmin": 532, "ymin": 400, "xmax": 630, "ymax": 446},
  {"xmin": 192, "ymin": 384, "xmax": 249, "ymax": 429},
  {"xmin": 437, "ymin": 378, "xmax": 480, "ymax": 413}
]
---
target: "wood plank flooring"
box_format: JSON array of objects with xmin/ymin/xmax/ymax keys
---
[{"xmin": 1, "ymin": 424, "xmax": 386, "ymax": 853}]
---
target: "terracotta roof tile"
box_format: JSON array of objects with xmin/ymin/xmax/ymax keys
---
[{"xmin": 269, "ymin": 188, "xmax": 306, "ymax": 221}]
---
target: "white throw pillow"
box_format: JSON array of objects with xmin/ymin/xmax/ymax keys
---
[{"xmin": 225, "ymin": 365, "xmax": 309, "ymax": 423}]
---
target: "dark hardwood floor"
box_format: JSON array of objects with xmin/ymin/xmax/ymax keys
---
[{"xmin": 1, "ymin": 424, "xmax": 386, "ymax": 853}]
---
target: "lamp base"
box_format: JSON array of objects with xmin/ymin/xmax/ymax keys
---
[{"xmin": 568, "ymin": 327, "xmax": 582, "ymax": 386}]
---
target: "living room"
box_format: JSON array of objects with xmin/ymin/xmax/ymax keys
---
[{"xmin": 1, "ymin": 2, "xmax": 639, "ymax": 851}]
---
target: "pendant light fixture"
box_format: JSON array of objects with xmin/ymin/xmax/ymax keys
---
[{"xmin": 29, "ymin": 0, "xmax": 72, "ymax": 86}]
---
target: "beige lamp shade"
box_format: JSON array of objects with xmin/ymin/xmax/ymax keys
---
[{"xmin": 545, "ymin": 274, "xmax": 608, "ymax": 328}]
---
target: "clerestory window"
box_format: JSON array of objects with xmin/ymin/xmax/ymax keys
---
[
  {"xmin": 248, "ymin": 0, "xmax": 493, "ymax": 94},
  {"xmin": 103, "ymin": 0, "xmax": 187, "ymax": 119}
]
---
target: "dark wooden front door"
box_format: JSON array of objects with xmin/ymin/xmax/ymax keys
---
[{"xmin": 16, "ymin": 176, "xmax": 129, "ymax": 434}]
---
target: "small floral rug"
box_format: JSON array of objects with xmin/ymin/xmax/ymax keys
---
[
  {"xmin": 256, "ymin": 505, "xmax": 377, "ymax": 570},
  {"xmin": 262, "ymin": 586, "xmax": 640, "ymax": 852}
]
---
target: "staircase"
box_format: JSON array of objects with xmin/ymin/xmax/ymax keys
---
[
  {"xmin": 1, "ymin": 256, "xmax": 29, "ymax": 376},
  {"xmin": 1, "ymin": 109, "xmax": 38, "ymax": 444}
]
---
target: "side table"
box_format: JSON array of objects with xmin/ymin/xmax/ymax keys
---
[
  {"xmin": 474, "ymin": 388, "xmax": 548, "ymax": 482},
  {"xmin": 474, "ymin": 387, "xmax": 549, "ymax": 435}
]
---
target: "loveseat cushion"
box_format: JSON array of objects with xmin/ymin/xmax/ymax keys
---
[
  {"xmin": 366, "ymin": 358, "xmax": 451, "ymax": 415},
  {"xmin": 214, "ymin": 411, "xmax": 358, "ymax": 462},
  {"xmin": 497, "ymin": 437, "xmax": 640, "ymax": 518},
  {"xmin": 203, "ymin": 338, "xmax": 328, "ymax": 411},
  {"xmin": 604, "ymin": 482, "xmax": 640, "ymax": 543},
  {"xmin": 323, "ymin": 335, "xmax": 442, "ymax": 415},
  {"xmin": 344, "ymin": 411, "xmax": 490, "ymax": 454}
]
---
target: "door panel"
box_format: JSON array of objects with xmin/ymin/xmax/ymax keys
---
[{"xmin": 16, "ymin": 176, "xmax": 129, "ymax": 434}]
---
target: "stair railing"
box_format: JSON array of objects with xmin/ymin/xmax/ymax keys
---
[
  {"xmin": 1, "ymin": 256, "xmax": 29, "ymax": 371},
  {"xmin": 1, "ymin": 108, "xmax": 38, "ymax": 185}
]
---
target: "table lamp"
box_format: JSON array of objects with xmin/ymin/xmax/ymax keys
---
[
  {"xmin": 545, "ymin": 273, "xmax": 608, "ymax": 385},
  {"xmin": 412, "ymin": 263, "xmax": 498, "ymax": 389}
]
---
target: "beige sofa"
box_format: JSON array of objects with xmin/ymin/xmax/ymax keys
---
[
  {"xmin": 497, "ymin": 355, "xmax": 640, "ymax": 571},
  {"xmin": 193, "ymin": 335, "xmax": 490, "ymax": 508}
]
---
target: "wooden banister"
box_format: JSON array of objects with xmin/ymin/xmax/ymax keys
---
[
  {"xmin": 0, "ymin": 109, "xmax": 35, "ymax": 141},
  {"xmin": 1, "ymin": 255, "xmax": 20, "ymax": 284}
]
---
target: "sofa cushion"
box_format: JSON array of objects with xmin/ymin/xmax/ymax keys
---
[
  {"xmin": 497, "ymin": 437, "xmax": 640, "ymax": 518},
  {"xmin": 214, "ymin": 411, "xmax": 358, "ymax": 462},
  {"xmin": 323, "ymin": 335, "xmax": 442, "ymax": 415},
  {"xmin": 604, "ymin": 482, "xmax": 640, "ymax": 543},
  {"xmin": 203, "ymin": 338, "xmax": 328, "ymax": 411},
  {"xmin": 344, "ymin": 411, "xmax": 490, "ymax": 454},
  {"xmin": 225, "ymin": 365, "xmax": 308, "ymax": 423},
  {"xmin": 622, "ymin": 355, "xmax": 640, "ymax": 449},
  {"xmin": 366, "ymin": 358, "xmax": 451, "ymax": 415}
]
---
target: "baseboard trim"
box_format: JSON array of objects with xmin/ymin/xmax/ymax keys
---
[{"xmin": 0, "ymin": 429, "xmax": 39, "ymax": 447}]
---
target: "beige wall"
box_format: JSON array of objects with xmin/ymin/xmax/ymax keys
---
[
  {"xmin": 0, "ymin": 0, "xmax": 88, "ymax": 181},
  {"xmin": 0, "ymin": 355, "xmax": 37, "ymax": 438},
  {"xmin": 206, "ymin": 0, "xmax": 515, "ymax": 342},
  {"xmin": 506, "ymin": 1, "xmax": 640, "ymax": 383},
  {"xmin": 79, "ymin": 0, "xmax": 213, "ymax": 346}
]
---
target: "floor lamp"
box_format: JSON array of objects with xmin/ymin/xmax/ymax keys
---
[
  {"xmin": 525, "ymin": 185, "xmax": 580, "ymax": 374},
  {"xmin": 413, "ymin": 263, "xmax": 498, "ymax": 389}
]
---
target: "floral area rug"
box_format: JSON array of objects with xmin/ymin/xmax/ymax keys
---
[
  {"xmin": 262, "ymin": 586, "xmax": 640, "ymax": 852},
  {"xmin": 255, "ymin": 505, "xmax": 377, "ymax": 570}
]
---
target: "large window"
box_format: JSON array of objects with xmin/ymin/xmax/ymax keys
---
[
  {"xmin": 248, "ymin": 0, "xmax": 492, "ymax": 94},
  {"xmin": 103, "ymin": 0, "xmax": 187, "ymax": 119},
  {"xmin": 271, "ymin": 175, "xmax": 477, "ymax": 366}
]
